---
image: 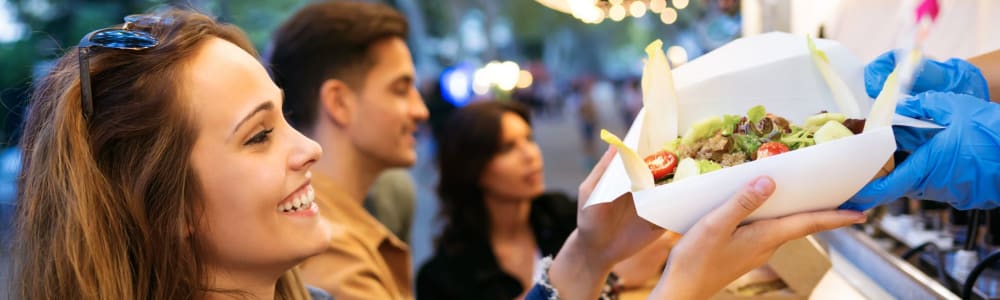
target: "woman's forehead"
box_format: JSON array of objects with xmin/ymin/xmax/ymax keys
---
[{"xmin": 185, "ymin": 38, "xmax": 280, "ymax": 134}]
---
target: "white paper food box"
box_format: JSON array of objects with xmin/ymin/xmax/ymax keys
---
[{"xmin": 584, "ymin": 32, "xmax": 899, "ymax": 233}]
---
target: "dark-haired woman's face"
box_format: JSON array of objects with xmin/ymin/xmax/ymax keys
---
[
  {"xmin": 187, "ymin": 38, "xmax": 330, "ymax": 276},
  {"xmin": 479, "ymin": 112, "xmax": 544, "ymax": 201}
]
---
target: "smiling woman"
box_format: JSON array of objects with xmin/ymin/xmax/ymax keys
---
[{"xmin": 12, "ymin": 9, "xmax": 329, "ymax": 300}]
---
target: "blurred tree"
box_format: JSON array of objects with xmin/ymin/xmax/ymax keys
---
[{"xmin": 0, "ymin": 0, "xmax": 303, "ymax": 146}]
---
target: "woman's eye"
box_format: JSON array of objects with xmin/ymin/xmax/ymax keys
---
[
  {"xmin": 244, "ymin": 128, "xmax": 274, "ymax": 146},
  {"xmin": 498, "ymin": 142, "xmax": 515, "ymax": 154}
]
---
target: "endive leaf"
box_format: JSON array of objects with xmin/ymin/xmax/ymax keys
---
[
  {"xmin": 864, "ymin": 71, "xmax": 899, "ymax": 132},
  {"xmin": 639, "ymin": 39, "xmax": 679, "ymax": 157},
  {"xmin": 866, "ymin": 49, "xmax": 920, "ymax": 132},
  {"xmin": 807, "ymin": 36, "xmax": 862, "ymax": 118},
  {"xmin": 600, "ymin": 129, "xmax": 655, "ymax": 191}
]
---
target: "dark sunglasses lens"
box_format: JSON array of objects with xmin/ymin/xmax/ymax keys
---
[{"xmin": 90, "ymin": 30, "xmax": 158, "ymax": 49}]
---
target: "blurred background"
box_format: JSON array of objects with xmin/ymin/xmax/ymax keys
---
[
  {"xmin": 0, "ymin": 0, "xmax": 746, "ymax": 272},
  {"xmin": 3, "ymin": 1, "xmax": 1000, "ymax": 295}
]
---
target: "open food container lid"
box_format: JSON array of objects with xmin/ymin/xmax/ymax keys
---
[{"xmin": 584, "ymin": 32, "xmax": 901, "ymax": 233}]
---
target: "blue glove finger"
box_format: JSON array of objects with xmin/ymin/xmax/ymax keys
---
[
  {"xmin": 895, "ymin": 92, "xmax": 960, "ymax": 126},
  {"xmin": 865, "ymin": 51, "xmax": 896, "ymax": 99},
  {"xmin": 914, "ymin": 58, "xmax": 991, "ymax": 100},
  {"xmin": 841, "ymin": 145, "xmax": 930, "ymax": 211},
  {"xmin": 865, "ymin": 51, "xmax": 990, "ymax": 99}
]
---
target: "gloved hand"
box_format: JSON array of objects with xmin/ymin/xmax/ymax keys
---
[
  {"xmin": 867, "ymin": 50, "xmax": 993, "ymax": 165},
  {"xmin": 843, "ymin": 92, "xmax": 1000, "ymax": 210},
  {"xmin": 865, "ymin": 51, "xmax": 990, "ymax": 99}
]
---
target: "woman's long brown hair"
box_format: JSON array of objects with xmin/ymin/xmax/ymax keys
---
[{"xmin": 13, "ymin": 9, "xmax": 311, "ymax": 300}]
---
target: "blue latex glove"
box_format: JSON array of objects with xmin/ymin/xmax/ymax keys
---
[
  {"xmin": 843, "ymin": 92, "xmax": 1000, "ymax": 210},
  {"xmin": 867, "ymin": 50, "xmax": 993, "ymax": 162},
  {"xmin": 865, "ymin": 51, "xmax": 990, "ymax": 100}
]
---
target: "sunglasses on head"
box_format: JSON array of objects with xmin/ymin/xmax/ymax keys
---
[{"xmin": 77, "ymin": 14, "xmax": 169, "ymax": 119}]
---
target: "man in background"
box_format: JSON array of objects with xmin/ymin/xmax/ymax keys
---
[{"xmin": 267, "ymin": 1, "xmax": 427, "ymax": 298}]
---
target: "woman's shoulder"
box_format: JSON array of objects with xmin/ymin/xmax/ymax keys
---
[
  {"xmin": 417, "ymin": 243, "xmax": 486, "ymax": 281},
  {"xmin": 532, "ymin": 192, "xmax": 576, "ymax": 221},
  {"xmin": 417, "ymin": 245, "xmax": 514, "ymax": 299},
  {"xmin": 416, "ymin": 251, "xmax": 450, "ymax": 278},
  {"xmin": 531, "ymin": 192, "xmax": 577, "ymax": 256}
]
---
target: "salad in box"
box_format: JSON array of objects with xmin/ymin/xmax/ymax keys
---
[{"xmin": 583, "ymin": 32, "xmax": 932, "ymax": 233}]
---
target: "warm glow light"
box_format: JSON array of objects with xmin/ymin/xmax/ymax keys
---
[
  {"xmin": 660, "ymin": 7, "xmax": 678, "ymax": 24},
  {"xmin": 609, "ymin": 0, "xmax": 623, "ymax": 4},
  {"xmin": 589, "ymin": 7, "xmax": 607, "ymax": 24},
  {"xmin": 609, "ymin": 4, "xmax": 626, "ymax": 21},
  {"xmin": 516, "ymin": 70, "xmax": 534, "ymax": 89},
  {"xmin": 473, "ymin": 68, "xmax": 491, "ymax": 95},
  {"xmin": 649, "ymin": 0, "xmax": 667, "ymax": 13},
  {"xmin": 583, "ymin": 6, "xmax": 604, "ymax": 23},
  {"xmin": 674, "ymin": 0, "xmax": 689, "ymax": 10},
  {"xmin": 568, "ymin": 0, "xmax": 596, "ymax": 19},
  {"xmin": 496, "ymin": 61, "xmax": 521, "ymax": 91},
  {"xmin": 667, "ymin": 45, "xmax": 689, "ymax": 66},
  {"xmin": 629, "ymin": 1, "xmax": 647, "ymax": 18}
]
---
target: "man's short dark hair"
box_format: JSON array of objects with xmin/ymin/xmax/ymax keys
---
[{"xmin": 266, "ymin": 1, "xmax": 409, "ymax": 131}]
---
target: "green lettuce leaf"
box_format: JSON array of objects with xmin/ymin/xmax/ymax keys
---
[
  {"xmin": 697, "ymin": 159, "xmax": 723, "ymax": 173},
  {"xmin": 747, "ymin": 105, "xmax": 766, "ymax": 124},
  {"xmin": 733, "ymin": 134, "xmax": 762, "ymax": 156}
]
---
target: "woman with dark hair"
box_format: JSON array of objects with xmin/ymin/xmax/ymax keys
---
[
  {"xmin": 418, "ymin": 100, "xmax": 570, "ymax": 299},
  {"xmin": 418, "ymin": 100, "xmax": 672, "ymax": 299}
]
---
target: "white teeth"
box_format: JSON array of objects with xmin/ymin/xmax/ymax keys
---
[
  {"xmin": 278, "ymin": 186, "xmax": 315, "ymax": 213},
  {"xmin": 296, "ymin": 195, "xmax": 307, "ymax": 209}
]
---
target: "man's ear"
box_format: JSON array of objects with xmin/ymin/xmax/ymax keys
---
[{"xmin": 318, "ymin": 79, "xmax": 355, "ymax": 127}]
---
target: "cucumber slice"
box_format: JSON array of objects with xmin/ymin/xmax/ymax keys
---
[
  {"xmin": 697, "ymin": 159, "xmax": 723, "ymax": 174},
  {"xmin": 804, "ymin": 112, "xmax": 846, "ymax": 130},
  {"xmin": 673, "ymin": 158, "xmax": 701, "ymax": 182},
  {"xmin": 814, "ymin": 120, "xmax": 854, "ymax": 144}
]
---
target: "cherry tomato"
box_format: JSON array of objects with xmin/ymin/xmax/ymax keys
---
[
  {"xmin": 756, "ymin": 141, "xmax": 789, "ymax": 160},
  {"xmin": 644, "ymin": 150, "xmax": 679, "ymax": 181}
]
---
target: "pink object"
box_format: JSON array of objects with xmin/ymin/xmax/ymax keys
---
[{"xmin": 915, "ymin": 0, "xmax": 940, "ymax": 22}]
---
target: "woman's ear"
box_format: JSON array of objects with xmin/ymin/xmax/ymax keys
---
[{"xmin": 318, "ymin": 79, "xmax": 355, "ymax": 127}]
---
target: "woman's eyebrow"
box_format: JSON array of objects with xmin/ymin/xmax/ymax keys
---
[{"xmin": 231, "ymin": 101, "xmax": 274, "ymax": 137}]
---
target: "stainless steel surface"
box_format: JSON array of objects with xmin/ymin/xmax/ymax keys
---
[{"xmin": 815, "ymin": 228, "xmax": 960, "ymax": 300}]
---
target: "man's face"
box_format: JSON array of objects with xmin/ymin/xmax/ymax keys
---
[{"xmin": 347, "ymin": 37, "xmax": 429, "ymax": 168}]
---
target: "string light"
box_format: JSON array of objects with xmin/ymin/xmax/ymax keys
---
[
  {"xmin": 563, "ymin": 1, "xmax": 686, "ymax": 25},
  {"xmin": 609, "ymin": 4, "xmax": 626, "ymax": 21},
  {"xmin": 674, "ymin": 0, "xmax": 690, "ymax": 10},
  {"xmin": 649, "ymin": 0, "xmax": 667, "ymax": 13},
  {"xmin": 660, "ymin": 7, "xmax": 678, "ymax": 24},
  {"xmin": 629, "ymin": 1, "xmax": 647, "ymax": 18}
]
